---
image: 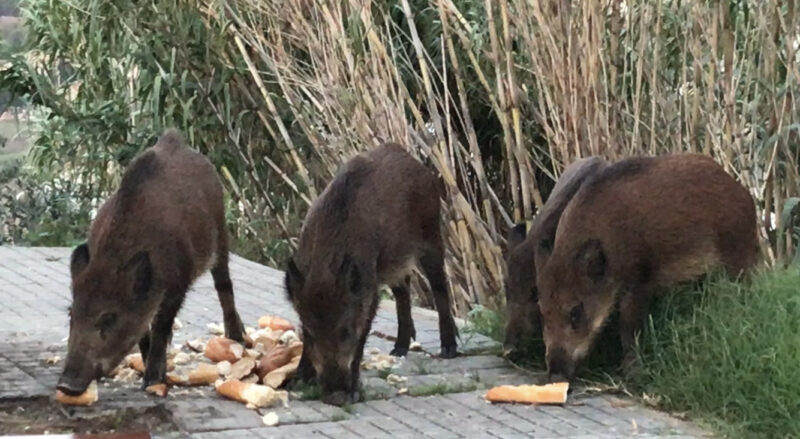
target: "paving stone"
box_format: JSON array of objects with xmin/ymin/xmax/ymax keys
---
[
  {"xmin": 394, "ymin": 353, "xmax": 508, "ymax": 376},
  {"xmin": 361, "ymin": 376, "xmax": 399, "ymax": 400},
  {"xmin": 168, "ymin": 398, "xmax": 265, "ymax": 432}
]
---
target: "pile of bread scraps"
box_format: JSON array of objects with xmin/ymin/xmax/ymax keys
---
[{"xmin": 56, "ymin": 315, "xmax": 300, "ymax": 410}]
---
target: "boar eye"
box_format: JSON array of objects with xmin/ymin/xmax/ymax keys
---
[
  {"xmin": 569, "ymin": 304, "xmax": 584, "ymax": 329},
  {"xmin": 96, "ymin": 313, "xmax": 118, "ymax": 332},
  {"xmin": 339, "ymin": 327, "xmax": 351, "ymax": 342}
]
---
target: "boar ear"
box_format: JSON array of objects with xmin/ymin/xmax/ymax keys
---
[
  {"xmin": 285, "ymin": 258, "xmax": 303, "ymax": 300},
  {"xmin": 578, "ymin": 239, "xmax": 606, "ymax": 284},
  {"xmin": 70, "ymin": 243, "xmax": 90, "ymax": 277},
  {"xmin": 507, "ymin": 223, "xmax": 527, "ymax": 250},
  {"xmin": 337, "ymin": 254, "xmax": 361, "ymax": 294},
  {"xmin": 127, "ymin": 251, "xmax": 152, "ymax": 300}
]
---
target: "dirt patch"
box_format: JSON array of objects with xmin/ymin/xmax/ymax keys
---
[{"xmin": 0, "ymin": 397, "xmax": 177, "ymax": 435}]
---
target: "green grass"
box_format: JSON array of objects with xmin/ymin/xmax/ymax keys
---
[
  {"xmin": 463, "ymin": 304, "xmax": 505, "ymax": 343},
  {"xmin": 291, "ymin": 381, "xmax": 322, "ymax": 401},
  {"xmin": 632, "ymin": 269, "xmax": 800, "ymax": 439},
  {"xmin": 465, "ymin": 270, "xmax": 800, "ymax": 438},
  {"xmin": 407, "ymin": 380, "xmax": 478, "ymax": 397}
]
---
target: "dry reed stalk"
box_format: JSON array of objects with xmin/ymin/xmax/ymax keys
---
[{"xmin": 185, "ymin": 0, "xmax": 800, "ymax": 311}]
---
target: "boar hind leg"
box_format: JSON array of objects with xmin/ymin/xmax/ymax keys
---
[
  {"xmin": 138, "ymin": 331, "xmax": 151, "ymax": 362},
  {"xmin": 211, "ymin": 251, "xmax": 245, "ymax": 343},
  {"xmin": 143, "ymin": 290, "xmax": 187, "ymax": 389},
  {"xmin": 390, "ymin": 277, "xmax": 416, "ymax": 357},
  {"xmin": 420, "ymin": 247, "xmax": 458, "ymax": 359}
]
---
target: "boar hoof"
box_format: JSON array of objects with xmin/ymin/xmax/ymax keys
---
[
  {"xmin": 286, "ymin": 375, "xmax": 317, "ymax": 390},
  {"xmin": 225, "ymin": 319, "xmax": 246, "ymax": 342},
  {"xmin": 439, "ymin": 345, "xmax": 458, "ymax": 359},
  {"xmin": 389, "ymin": 347, "xmax": 409, "ymax": 357},
  {"xmin": 620, "ymin": 353, "xmax": 641, "ymax": 379},
  {"xmin": 321, "ymin": 391, "xmax": 350, "ymax": 407}
]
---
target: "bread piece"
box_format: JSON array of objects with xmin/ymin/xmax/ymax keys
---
[
  {"xmin": 215, "ymin": 379, "xmax": 287, "ymax": 408},
  {"xmin": 485, "ymin": 382, "xmax": 569, "ymax": 405},
  {"xmin": 257, "ymin": 315, "xmax": 295, "ymax": 332},
  {"xmin": 125, "ymin": 353, "xmax": 145, "ymax": 373},
  {"xmin": 168, "ymin": 363, "xmax": 220, "ymax": 386},
  {"xmin": 228, "ymin": 357, "xmax": 257, "ymax": 381},
  {"xmin": 145, "ymin": 383, "xmax": 169, "ymax": 397},
  {"xmin": 55, "ymin": 381, "xmax": 98, "ymax": 406},
  {"xmin": 263, "ymin": 355, "xmax": 301, "ymax": 388},
  {"xmin": 256, "ymin": 346, "xmax": 293, "ymax": 380},
  {"xmin": 205, "ymin": 336, "xmax": 244, "ymax": 363}
]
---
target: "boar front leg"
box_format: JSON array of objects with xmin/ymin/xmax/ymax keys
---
[
  {"xmin": 618, "ymin": 289, "xmax": 651, "ymax": 375},
  {"xmin": 348, "ymin": 317, "xmax": 373, "ymax": 403},
  {"xmin": 390, "ymin": 277, "xmax": 416, "ymax": 357},
  {"xmin": 142, "ymin": 290, "xmax": 187, "ymax": 389},
  {"xmin": 420, "ymin": 246, "xmax": 458, "ymax": 358},
  {"xmin": 296, "ymin": 331, "xmax": 317, "ymax": 383}
]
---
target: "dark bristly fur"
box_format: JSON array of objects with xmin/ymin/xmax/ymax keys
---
[
  {"xmin": 537, "ymin": 154, "xmax": 760, "ymax": 382},
  {"xmin": 504, "ymin": 156, "xmax": 608, "ymax": 355},
  {"xmin": 57, "ymin": 128, "xmax": 246, "ymax": 396},
  {"xmin": 285, "ymin": 143, "xmax": 458, "ymax": 406}
]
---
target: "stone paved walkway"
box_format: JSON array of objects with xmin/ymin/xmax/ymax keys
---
[{"xmin": 0, "ymin": 246, "xmax": 709, "ymax": 438}]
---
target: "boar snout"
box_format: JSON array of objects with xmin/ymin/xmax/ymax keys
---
[
  {"xmin": 546, "ymin": 346, "xmax": 575, "ymax": 382},
  {"xmin": 322, "ymin": 390, "xmax": 357, "ymax": 407},
  {"xmin": 319, "ymin": 365, "xmax": 357, "ymax": 406},
  {"xmin": 57, "ymin": 354, "xmax": 98, "ymax": 396}
]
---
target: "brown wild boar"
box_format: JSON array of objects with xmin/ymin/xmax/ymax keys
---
[
  {"xmin": 57, "ymin": 129, "xmax": 246, "ymax": 396},
  {"xmin": 537, "ymin": 154, "xmax": 760, "ymax": 382},
  {"xmin": 285, "ymin": 143, "xmax": 458, "ymax": 406},
  {"xmin": 504, "ymin": 156, "xmax": 608, "ymax": 355}
]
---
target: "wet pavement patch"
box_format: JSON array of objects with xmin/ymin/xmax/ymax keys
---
[{"xmin": 0, "ymin": 397, "xmax": 175, "ymax": 436}]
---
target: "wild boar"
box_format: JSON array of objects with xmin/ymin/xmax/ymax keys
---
[
  {"xmin": 504, "ymin": 157, "xmax": 608, "ymax": 356},
  {"xmin": 537, "ymin": 154, "xmax": 760, "ymax": 382},
  {"xmin": 285, "ymin": 143, "xmax": 458, "ymax": 406},
  {"xmin": 57, "ymin": 129, "xmax": 246, "ymax": 396}
]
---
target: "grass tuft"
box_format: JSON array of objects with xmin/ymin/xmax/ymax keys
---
[{"xmin": 633, "ymin": 269, "xmax": 800, "ymax": 438}]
